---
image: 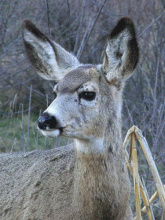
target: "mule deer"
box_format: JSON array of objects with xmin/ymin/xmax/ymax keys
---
[{"xmin": 0, "ymin": 18, "xmax": 139, "ymax": 220}]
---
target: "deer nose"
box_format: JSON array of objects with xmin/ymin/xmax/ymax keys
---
[{"xmin": 37, "ymin": 112, "xmax": 57, "ymax": 130}]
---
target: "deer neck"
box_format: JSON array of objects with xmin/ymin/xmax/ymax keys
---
[
  {"xmin": 72, "ymin": 122, "xmax": 129, "ymax": 219},
  {"xmin": 74, "ymin": 117, "xmax": 122, "ymax": 155}
]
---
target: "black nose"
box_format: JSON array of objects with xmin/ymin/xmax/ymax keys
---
[{"xmin": 37, "ymin": 112, "xmax": 57, "ymax": 130}]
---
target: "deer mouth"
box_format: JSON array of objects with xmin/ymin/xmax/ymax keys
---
[{"xmin": 38, "ymin": 127, "xmax": 64, "ymax": 138}]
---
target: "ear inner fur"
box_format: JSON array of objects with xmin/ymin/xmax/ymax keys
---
[
  {"xmin": 103, "ymin": 17, "xmax": 139, "ymax": 83},
  {"xmin": 23, "ymin": 20, "xmax": 80, "ymax": 81}
]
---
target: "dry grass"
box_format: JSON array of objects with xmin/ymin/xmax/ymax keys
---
[{"xmin": 124, "ymin": 126, "xmax": 165, "ymax": 219}]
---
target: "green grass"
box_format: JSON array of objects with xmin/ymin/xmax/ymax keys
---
[{"xmin": 0, "ymin": 114, "xmax": 72, "ymax": 153}]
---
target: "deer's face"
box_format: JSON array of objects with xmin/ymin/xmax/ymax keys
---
[
  {"xmin": 38, "ymin": 66, "xmax": 111, "ymax": 140},
  {"xmin": 23, "ymin": 18, "xmax": 139, "ymax": 141}
]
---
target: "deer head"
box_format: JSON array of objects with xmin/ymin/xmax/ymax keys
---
[{"xmin": 23, "ymin": 18, "xmax": 139, "ymax": 152}]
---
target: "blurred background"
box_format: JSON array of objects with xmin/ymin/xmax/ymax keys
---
[{"xmin": 0, "ymin": 0, "xmax": 164, "ymax": 218}]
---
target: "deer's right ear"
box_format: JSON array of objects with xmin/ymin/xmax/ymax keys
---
[
  {"xmin": 22, "ymin": 20, "xmax": 80, "ymax": 81},
  {"xmin": 102, "ymin": 18, "xmax": 139, "ymax": 84}
]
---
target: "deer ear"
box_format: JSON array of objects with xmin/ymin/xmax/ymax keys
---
[
  {"xmin": 102, "ymin": 17, "xmax": 139, "ymax": 84},
  {"xmin": 22, "ymin": 20, "xmax": 80, "ymax": 81}
]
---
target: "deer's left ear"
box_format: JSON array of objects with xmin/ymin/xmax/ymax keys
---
[
  {"xmin": 102, "ymin": 17, "xmax": 139, "ymax": 84},
  {"xmin": 22, "ymin": 20, "xmax": 80, "ymax": 81}
]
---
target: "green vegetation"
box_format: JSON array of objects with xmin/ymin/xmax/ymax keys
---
[{"xmin": 0, "ymin": 114, "xmax": 72, "ymax": 153}]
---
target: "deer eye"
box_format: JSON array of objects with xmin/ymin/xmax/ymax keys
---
[{"xmin": 79, "ymin": 91, "xmax": 96, "ymax": 101}]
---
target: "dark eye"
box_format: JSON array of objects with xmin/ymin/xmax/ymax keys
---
[{"xmin": 79, "ymin": 91, "xmax": 96, "ymax": 101}]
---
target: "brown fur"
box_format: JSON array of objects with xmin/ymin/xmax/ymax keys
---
[{"xmin": 0, "ymin": 17, "xmax": 139, "ymax": 220}]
